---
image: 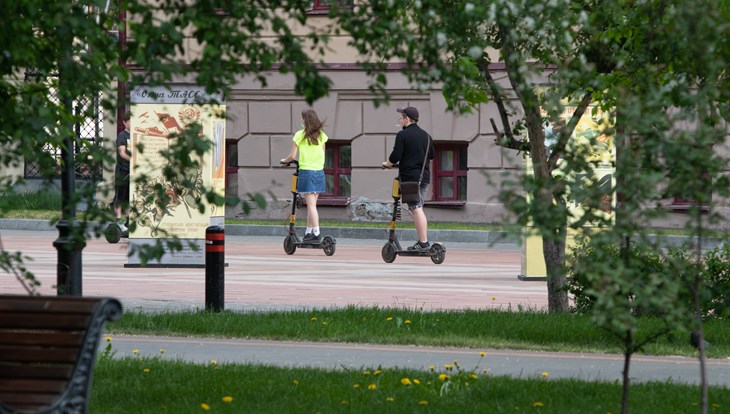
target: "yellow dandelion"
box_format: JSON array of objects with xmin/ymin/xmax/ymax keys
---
[
  {"xmin": 200, "ymin": 403, "xmax": 210, "ymax": 411},
  {"xmin": 105, "ymin": 336, "xmax": 112, "ymax": 342},
  {"xmin": 368, "ymin": 383, "xmax": 377, "ymax": 390},
  {"xmin": 386, "ymin": 316, "xmax": 393, "ymax": 321},
  {"xmin": 293, "ymin": 380, "xmax": 299, "ymax": 385},
  {"xmin": 429, "ymin": 365, "xmax": 435, "ymax": 371},
  {"xmin": 533, "ymin": 401, "xmax": 544, "ymax": 407},
  {"xmin": 491, "ymin": 296, "xmax": 496, "ymax": 301},
  {"xmin": 310, "ymin": 316, "xmax": 317, "ymax": 321},
  {"xmin": 363, "ymin": 370, "xmax": 371, "ymax": 376},
  {"xmin": 401, "ymin": 378, "xmax": 412, "ymax": 385},
  {"xmin": 322, "ymin": 321, "xmax": 328, "ymax": 325},
  {"xmin": 419, "ymin": 400, "xmax": 429, "ymax": 406},
  {"xmin": 413, "ymin": 379, "xmax": 421, "ymax": 385},
  {"xmin": 405, "ymin": 320, "xmax": 411, "ymax": 324},
  {"xmin": 386, "ymin": 397, "xmax": 395, "ymax": 402},
  {"xmin": 341, "ymin": 400, "xmax": 348, "ymax": 405},
  {"xmin": 222, "ymin": 396, "xmax": 233, "ymax": 403},
  {"xmin": 480, "ymin": 351, "xmax": 486, "ymax": 357},
  {"xmin": 439, "ymin": 374, "xmax": 450, "ymax": 381},
  {"xmin": 353, "ymin": 384, "xmax": 360, "ymax": 389},
  {"xmin": 374, "ymin": 370, "xmax": 382, "ymax": 376},
  {"xmin": 132, "ymin": 349, "xmax": 139, "ymax": 355},
  {"xmin": 210, "ymin": 360, "xmax": 217, "ymax": 366},
  {"xmin": 541, "ymin": 371, "xmax": 548, "ymax": 378},
  {"xmin": 160, "ymin": 348, "xmax": 166, "ymax": 354},
  {"xmin": 453, "ymin": 359, "xmax": 458, "ymax": 364},
  {"xmin": 444, "ymin": 364, "xmax": 454, "ymax": 370},
  {"xmin": 469, "ymin": 373, "xmax": 478, "ymax": 379},
  {"xmin": 143, "ymin": 368, "xmax": 150, "ymax": 373}
]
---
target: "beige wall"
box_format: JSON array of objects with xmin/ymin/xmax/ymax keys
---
[{"xmin": 224, "ymin": 68, "xmax": 522, "ymax": 224}]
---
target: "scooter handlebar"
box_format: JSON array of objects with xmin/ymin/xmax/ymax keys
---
[{"xmin": 281, "ymin": 160, "xmax": 299, "ymax": 167}]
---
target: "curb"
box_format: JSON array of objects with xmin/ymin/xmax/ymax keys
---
[
  {"xmin": 1, "ymin": 219, "xmax": 725, "ymax": 249},
  {"xmin": 225, "ymin": 224, "xmax": 517, "ymax": 245},
  {"xmin": 0, "ymin": 219, "xmax": 517, "ymax": 245}
]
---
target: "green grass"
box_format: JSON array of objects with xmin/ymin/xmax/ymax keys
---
[
  {"xmin": 108, "ymin": 307, "xmax": 730, "ymax": 358},
  {"xmin": 0, "ymin": 190, "xmax": 61, "ymax": 219},
  {"xmin": 90, "ymin": 357, "xmax": 729, "ymax": 414}
]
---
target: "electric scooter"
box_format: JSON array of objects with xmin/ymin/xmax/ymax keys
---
[
  {"xmin": 281, "ymin": 160, "xmax": 336, "ymax": 256},
  {"xmin": 381, "ymin": 167, "xmax": 445, "ymax": 264}
]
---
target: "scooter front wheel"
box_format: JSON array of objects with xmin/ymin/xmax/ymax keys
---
[
  {"xmin": 283, "ymin": 234, "xmax": 297, "ymax": 255},
  {"xmin": 381, "ymin": 242, "xmax": 397, "ymax": 263},
  {"xmin": 322, "ymin": 236, "xmax": 336, "ymax": 256},
  {"xmin": 105, "ymin": 223, "xmax": 122, "ymax": 244},
  {"xmin": 429, "ymin": 243, "xmax": 446, "ymax": 264}
]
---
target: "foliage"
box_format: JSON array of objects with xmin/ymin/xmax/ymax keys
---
[
  {"xmin": 1, "ymin": 0, "xmax": 335, "ymax": 288},
  {"xmin": 336, "ymin": 1, "xmax": 729, "ymax": 411}
]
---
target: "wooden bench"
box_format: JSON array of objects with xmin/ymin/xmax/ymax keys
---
[{"xmin": 0, "ymin": 295, "xmax": 123, "ymax": 414}]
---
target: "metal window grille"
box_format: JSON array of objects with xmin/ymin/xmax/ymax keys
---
[{"xmin": 23, "ymin": 72, "xmax": 104, "ymax": 181}]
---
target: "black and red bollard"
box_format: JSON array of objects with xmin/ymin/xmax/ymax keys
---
[{"xmin": 205, "ymin": 226, "xmax": 225, "ymax": 312}]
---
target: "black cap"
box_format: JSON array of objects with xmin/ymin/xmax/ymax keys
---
[{"xmin": 397, "ymin": 107, "xmax": 419, "ymax": 122}]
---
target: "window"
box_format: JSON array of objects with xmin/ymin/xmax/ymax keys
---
[
  {"xmin": 309, "ymin": 0, "xmax": 354, "ymax": 12},
  {"xmin": 225, "ymin": 139, "xmax": 238, "ymax": 190},
  {"xmin": 671, "ymin": 171, "xmax": 711, "ymax": 211},
  {"xmin": 432, "ymin": 144, "xmax": 468, "ymax": 202},
  {"xmin": 323, "ymin": 142, "xmax": 351, "ymax": 198}
]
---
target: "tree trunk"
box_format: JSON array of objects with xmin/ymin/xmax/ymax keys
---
[
  {"xmin": 543, "ymin": 233, "xmax": 569, "ymax": 312},
  {"xmin": 621, "ymin": 330, "xmax": 633, "ymax": 414}
]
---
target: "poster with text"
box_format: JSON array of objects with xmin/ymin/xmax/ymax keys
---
[{"xmin": 128, "ymin": 86, "xmax": 225, "ymax": 266}]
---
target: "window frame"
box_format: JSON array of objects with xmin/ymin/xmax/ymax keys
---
[
  {"xmin": 320, "ymin": 141, "xmax": 351, "ymax": 205},
  {"xmin": 308, "ymin": 0, "xmax": 353, "ymax": 14},
  {"xmin": 431, "ymin": 143, "xmax": 468, "ymax": 203},
  {"xmin": 225, "ymin": 139, "xmax": 238, "ymax": 190}
]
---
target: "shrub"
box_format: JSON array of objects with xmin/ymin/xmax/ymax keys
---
[{"xmin": 567, "ymin": 238, "xmax": 730, "ymax": 319}]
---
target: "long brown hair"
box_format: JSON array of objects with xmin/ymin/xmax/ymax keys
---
[{"xmin": 301, "ymin": 109, "xmax": 324, "ymax": 145}]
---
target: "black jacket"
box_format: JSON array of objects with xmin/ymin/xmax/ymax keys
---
[{"xmin": 388, "ymin": 123, "xmax": 435, "ymax": 183}]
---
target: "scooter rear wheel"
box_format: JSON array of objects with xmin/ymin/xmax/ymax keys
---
[
  {"xmin": 429, "ymin": 243, "xmax": 446, "ymax": 264},
  {"xmin": 283, "ymin": 234, "xmax": 297, "ymax": 255},
  {"xmin": 381, "ymin": 242, "xmax": 397, "ymax": 263},
  {"xmin": 105, "ymin": 223, "xmax": 122, "ymax": 244},
  {"xmin": 322, "ymin": 236, "xmax": 336, "ymax": 256}
]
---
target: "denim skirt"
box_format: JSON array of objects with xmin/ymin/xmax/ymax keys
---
[{"xmin": 297, "ymin": 169, "xmax": 325, "ymax": 194}]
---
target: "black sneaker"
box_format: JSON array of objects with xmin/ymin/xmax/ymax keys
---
[
  {"xmin": 408, "ymin": 241, "xmax": 430, "ymax": 251},
  {"xmin": 303, "ymin": 233, "xmax": 314, "ymax": 242},
  {"xmin": 310, "ymin": 234, "xmax": 321, "ymax": 243}
]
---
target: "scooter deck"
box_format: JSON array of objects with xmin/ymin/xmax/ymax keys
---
[
  {"xmin": 394, "ymin": 249, "xmax": 432, "ymax": 257},
  {"xmin": 294, "ymin": 241, "xmax": 326, "ymax": 248}
]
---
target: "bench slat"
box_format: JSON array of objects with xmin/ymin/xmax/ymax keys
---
[
  {"xmin": 0, "ymin": 378, "xmax": 67, "ymax": 394},
  {"xmin": 0, "ymin": 313, "xmax": 90, "ymax": 330},
  {"xmin": 0, "ymin": 391, "xmax": 58, "ymax": 409},
  {"xmin": 0, "ymin": 297, "xmax": 99, "ymax": 314},
  {"xmin": 0, "ymin": 345, "xmax": 79, "ymax": 363},
  {"xmin": 0, "ymin": 331, "xmax": 84, "ymax": 347},
  {"xmin": 0, "ymin": 364, "xmax": 72, "ymax": 380}
]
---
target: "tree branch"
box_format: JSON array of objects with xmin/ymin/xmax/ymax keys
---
[{"xmin": 547, "ymin": 91, "xmax": 593, "ymax": 171}]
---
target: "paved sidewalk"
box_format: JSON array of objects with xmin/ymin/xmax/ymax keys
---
[
  {"xmin": 1, "ymin": 225, "xmax": 727, "ymax": 387},
  {"xmin": 108, "ymin": 335, "xmax": 730, "ymax": 387}
]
